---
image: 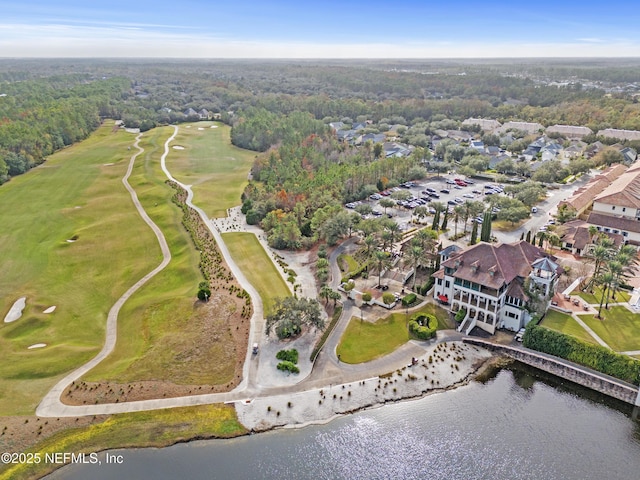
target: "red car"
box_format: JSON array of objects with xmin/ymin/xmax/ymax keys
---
[{"xmin": 454, "ymin": 179, "xmax": 467, "ymax": 186}]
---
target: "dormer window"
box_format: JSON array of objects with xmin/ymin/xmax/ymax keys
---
[
  {"xmin": 488, "ymin": 265, "xmax": 497, "ymax": 277},
  {"xmin": 471, "ymin": 260, "xmax": 479, "ymax": 273}
]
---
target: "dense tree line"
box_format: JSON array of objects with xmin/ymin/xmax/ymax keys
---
[{"xmin": 0, "ymin": 75, "xmax": 130, "ymax": 184}]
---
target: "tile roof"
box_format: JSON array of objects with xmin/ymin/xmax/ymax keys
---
[
  {"xmin": 559, "ymin": 164, "xmax": 628, "ymax": 213},
  {"xmin": 587, "ymin": 211, "xmax": 640, "ymax": 234},
  {"xmin": 597, "ymin": 129, "xmax": 640, "ymax": 142},
  {"xmin": 440, "ymin": 240, "xmax": 553, "ymax": 290},
  {"xmin": 545, "ymin": 125, "xmax": 593, "ymax": 138},
  {"xmin": 593, "ymin": 167, "xmax": 640, "ymax": 209}
]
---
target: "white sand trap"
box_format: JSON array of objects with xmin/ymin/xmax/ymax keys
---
[
  {"xmin": 198, "ymin": 127, "xmax": 204, "ymax": 130},
  {"xmin": 172, "ymin": 145, "xmax": 185, "ymax": 150},
  {"xmin": 74, "ymin": 206, "xmax": 81, "ymax": 209},
  {"xmin": 210, "ymin": 125, "xmax": 218, "ymax": 129},
  {"xmin": 43, "ymin": 306, "xmax": 56, "ymax": 314},
  {"xmin": 4, "ymin": 297, "xmax": 26, "ymax": 323},
  {"xmin": 28, "ymin": 343, "xmax": 47, "ymax": 349},
  {"xmin": 186, "ymin": 125, "xmax": 191, "ymax": 128},
  {"xmin": 66, "ymin": 239, "xmax": 77, "ymax": 243},
  {"xmin": 103, "ymin": 163, "xmax": 115, "ymax": 166}
]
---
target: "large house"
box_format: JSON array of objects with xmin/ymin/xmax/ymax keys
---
[
  {"xmin": 558, "ymin": 163, "xmax": 627, "ymax": 215},
  {"xmin": 432, "ymin": 241, "xmax": 560, "ymax": 335},
  {"xmin": 545, "ymin": 125, "xmax": 593, "ymax": 140},
  {"xmin": 587, "ymin": 164, "xmax": 640, "ymax": 245}
]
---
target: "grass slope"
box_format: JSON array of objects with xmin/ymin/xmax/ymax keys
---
[
  {"xmin": 579, "ymin": 306, "xmax": 640, "ymax": 352},
  {"xmin": 337, "ymin": 303, "xmax": 450, "ymax": 364},
  {"xmin": 540, "ymin": 310, "xmax": 597, "ymax": 345},
  {"xmin": 221, "ymin": 232, "xmax": 291, "ymax": 316},
  {"xmin": 0, "ymin": 122, "xmax": 160, "ymax": 415},
  {"xmin": 164, "ymin": 122, "xmax": 255, "ymax": 218}
]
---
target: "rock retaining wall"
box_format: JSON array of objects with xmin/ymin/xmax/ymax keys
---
[{"xmin": 464, "ymin": 338, "xmax": 640, "ymax": 406}]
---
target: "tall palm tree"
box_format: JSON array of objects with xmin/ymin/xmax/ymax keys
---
[
  {"xmin": 372, "ymin": 249, "xmax": 393, "ymax": 288},
  {"xmin": 404, "ymin": 245, "xmax": 424, "ymax": 292},
  {"xmin": 586, "ymin": 242, "xmax": 613, "ymax": 291},
  {"xmin": 597, "ymin": 271, "xmax": 615, "ymax": 319},
  {"xmin": 319, "ymin": 284, "xmax": 332, "ymax": 305},
  {"xmin": 453, "ymin": 204, "xmax": 465, "ymax": 237},
  {"xmin": 363, "ymin": 234, "xmax": 378, "ymax": 256}
]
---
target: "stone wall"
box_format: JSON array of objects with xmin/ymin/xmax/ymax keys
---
[{"xmin": 464, "ymin": 338, "xmax": 640, "ymax": 406}]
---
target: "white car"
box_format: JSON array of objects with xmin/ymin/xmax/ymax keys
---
[{"xmin": 463, "ymin": 193, "xmax": 474, "ymax": 198}]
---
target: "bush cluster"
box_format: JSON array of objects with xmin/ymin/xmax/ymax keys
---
[
  {"xmin": 408, "ymin": 313, "xmax": 438, "ymax": 340},
  {"xmin": 276, "ymin": 349, "xmax": 299, "ymax": 364},
  {"xmin": 524, "ymin": 325, "xmax": 640, "ymax": 385},
  {"xmin": 277, "ymin": 361, "xmax": 300, "ymax": 374},
  {"xmin": 401, "ymin": 293, "xmax": 417, "ymax": 307}
]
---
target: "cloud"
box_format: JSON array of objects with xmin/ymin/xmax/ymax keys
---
[
  {"xmin": 577, "ymin": 38, "xmax": 605, "ymax": 43},
  {"xmin": 0, "ymin": 23, "xmax": 639, "ymax": 58}
]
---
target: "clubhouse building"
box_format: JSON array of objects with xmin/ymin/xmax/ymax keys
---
[{"xmin": 432, "ymin": 241, "xmax": 560, "ymax": 335}]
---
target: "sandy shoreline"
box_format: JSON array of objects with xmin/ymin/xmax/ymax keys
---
[{"xmin": 236, "ymin": 341, "xmax": 493, "ymax": 431}]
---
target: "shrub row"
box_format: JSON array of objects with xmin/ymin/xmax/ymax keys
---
[
  {"xmin": 523, "ymin": 324, "xmax": 640, "ymax": 385},
  {"xmin": 276, "ymin": 349, "xmax": 298, "ymax": 364},
  {"xmin": 277, "ymin": 361, "xmax": 300, "ymax": 374},
  {"xmin": 401, "ymin": 293, "xmax": 417, "ymax": 307},
  {"xmin": 408, "ymin": 313, "xmax": 438, "ymax": 340},
  {"xmin": 310, "ymin": 306, "xmax": 343, "ymax": 362}
]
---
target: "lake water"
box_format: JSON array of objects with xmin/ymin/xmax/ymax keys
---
[{"xmin": 49, "ymin": 363, "xmax": 640, "ymax": 480}]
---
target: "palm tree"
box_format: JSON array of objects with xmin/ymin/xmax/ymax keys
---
[
  {"xmin": 586, "ymin": 242, "xmax": 613, "ymax": 291},
  {"xmin": 597, "ymin": 271, "xmax": 615, "ymax": 319},
  {"xmin": 363, "ymin": 234, "xmax": 378, "ymax": 256},
  {"xmin": 386, "ymin": 222, "xmax": 402, "ymax": 246},
  {"xmin": 404, "ymin": 245, "xmax": 424, "ymax": 292},
  {"xmin": 319, "ymin": 284, "xmax": 332, "ymax": 305},
  {"xmin": 453, "ymin": 204, "xmax": 465, "ymax": 237},
  {"xmin": 414, "ymin": 205, "xmax": 428, "ymax": 225},
  {"xmin": 372, "ymin": 249, "xmax": 393, "ymax": 288},
  {"xmin": 329, "ymin": 289, "xmax": 341, "ymax": 306}
]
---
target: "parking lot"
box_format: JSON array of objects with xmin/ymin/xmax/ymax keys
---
[{"xmin": 345, "ymin": 175, "xmax": 507, "ymax": 230}]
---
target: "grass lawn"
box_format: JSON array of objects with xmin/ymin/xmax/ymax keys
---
[
  {"xmin": 0, "ymin": 404, "xmax": 245, "ymax": 480},
  {"xmin": 540, "ymin": 310, "xmax": 597, "ymax": 345},
  {"xmin": 0, "ymin": 122, "xmax": 163, "ymax": 415},
  {"xmin": 222, "ymin": 232, "xmax": 291, "ymax": 316},
  {"xmin": 83, "ymin": 127, "xmax": 238, "ymax": 385},
  {"xmin": 579, "ymin": 306, "xmax": 640, "ymax": 352},
  {"xmin": 337, "ymin": 253, "xmax": 361, "ymax": 273},
  {"xmin": 164, "ymin": 122, "xmax": 255, "ymax": 218},
  {"xmin": 573, "ymin": 287, "xmax": 631, "ymax": 305},
  {"xmin": 336, "ymin": 303, "xmax": 450, "ymax": 364}
]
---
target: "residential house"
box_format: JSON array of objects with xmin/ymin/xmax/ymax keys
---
[
  {"xmin": 383, "ymin": 142, "xmax": 413, "ymax": 158},
  {"xmin": 432, "ymin": 241, "xmax": 560, "ymax": 334},
  {"xmin": 462, "ymin": 118, "xmax": 502, "ymax": 132},
  {"xmin": 558, "ymin": 219, "xmax": 623, "ymax": 256},
  {"xmin": 545, "ymin": 125, "xmax": 593, "ymax": 140},
  {"xmin": 584, "ymin": 141, "xmax": 605, "ymax": 159},
  {"xmin": 563, "ymin": 144, "xmax": 585, "ymax": 160},
  {"xmin": 587, "ymin": 164, "xmax": 640, "ymax": 244},
  {"xmin": 184, "ymin": 107, "xmax": 199, "ymax": 118},
  {"xmin": 618, "ymin": 146, "xmax": 638, "ymax": 164},
  {"xmin": 198, "ymin": 109, "xmax": 210, "ymax": 120},
  {"xmin": 352, "ymin": 122, "xmax": 367, "ymax": 131},
  {"xmin": 329, "ymin": 121, "xmax": 344, "ymax": 131},
  {"xmin": 558, "ymin": 163, "xmax": 627, "ymax": 215},
  {"xmin": 597, "ymin": 128, "xmax": 640, "ymax": 142},
  {"xmin": 498, "ymin": 121, "xmax": 545, "ymax": 135},
  {"xmin": 470, "ymin": 140, "xmax": 485, "ymax": 153}
]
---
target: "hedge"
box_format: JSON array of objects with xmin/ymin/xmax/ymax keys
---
[
  {"xmin": 408, "ymin": 313, "xmax": 438, "ymax": 340},
  {"xmin": 402, "ymin": 293, "xmax": 417, "ymax": 307},
  {"xmin": 277, "ymin": 361, "xmax": 300, "ymax": 374},
  {"xmin": 523, "ymin": 324, "xmax": 640, "ymax": 386},
  {"xmin": 276, "ymin": 349, "xmax": 298, "ymax": 364}
]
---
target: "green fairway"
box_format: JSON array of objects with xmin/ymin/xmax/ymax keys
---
[
  {"xmin": 222, "ymin": 232, "xmax": 291, "ymax": 315},
  {"xmin": 579, "ymin": 306, "xmax": 640, "ymax": 352},
  {"xmin": 164, "ymin": 122, "xmax": 256, "ymax": 218},
  {"xmin": 336, "ymin": 303, "xmax": 450, "ymax": 364},
  {"xmin": 540, "ymin": 310, "xmax": 597, "ymax": 345},
  {"xmin": 82, "ymin": 127, "xmax": 239, "ymax": 385},
  {"xmin": 0, "ymin": 122, "xmax": 161, "ymax": 415}
]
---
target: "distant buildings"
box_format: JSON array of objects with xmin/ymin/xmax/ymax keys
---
[
  {"xmin": 596, "ymin": 128, "xmax": 640, "ymax": 142},
  {"xmin": 545, "ymin": 125, "xmax": 593, "ymax": 140}
]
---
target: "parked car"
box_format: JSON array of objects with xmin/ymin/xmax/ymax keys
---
[{"xmin": 440, "ymin": 189, "xmax": 450, "ymax": 194}]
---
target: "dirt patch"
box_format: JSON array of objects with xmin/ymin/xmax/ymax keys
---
[{"xmin": 0, "ymin": 415, "xmax": 106, "ymax": 454}]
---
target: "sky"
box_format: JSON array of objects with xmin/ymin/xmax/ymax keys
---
[{"xmin": 1, "ymin": 0, "xmax": 639, "ymax": 58}]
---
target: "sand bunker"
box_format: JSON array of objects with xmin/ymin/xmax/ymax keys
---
[
  {"xmin": 4, "ymin": 297, "xmax": 26, "ymax": 323},
  {"xmin": 186, "ymin": 126, "xmax": 191, "ymax": 129},
  {"xmin": 210, "ymin": 125, "xmax": 218, "ymax": 129},
  {"xmin": 28, "ymin": 343, "xmax": 47, "ymax": 349},
  {"xmin": 103, "ymin": 163, "xmax": 115, "ymax": 166},
  {"xmin": 43, "ymin": 306, "xmax": 56, "ymax": 314},
  {"xmin": 66, "ymin": 239, "xmax": 76, "ymax": 243},
  {"xmin": 172, "ymin": 145, "xmax": 185, "ymax": 150}
]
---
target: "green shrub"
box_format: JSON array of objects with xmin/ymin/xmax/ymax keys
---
[
  {"xmin": 382, "ymin": 292, "xmax": 396, "ymax": 306},
  {"xmin": 362, "ymin": 291, "xmax": 372, "ymax": 302},
  {"xmin": 277, "ymin": 361, "xmax": 300, "ymax": 374},
  {"xmin": 408, "ymin": 313, "xmax": 438, "ymax": 340},
  {"xmin": 455, "ymin": 308, "xmax": 467, "ymax": 322},
  {"xmin": 402, "ymin": 293, "xmax": 417, "ymax": 307},
  {"xmin": 420, "ymin": 277, "xmax": 435, "ymax": 295},
  {"xmin": 524, "ymin": 325, "xmax": 640, "ymax": 385},
  {"xmin": 276, "ymin": 349, "xmax": 299, "ymax": 364}
]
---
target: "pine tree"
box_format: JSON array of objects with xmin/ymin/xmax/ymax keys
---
[
  {"xmin": 470, "ymin": 220, "xmax": 478, "ymax": 245},
  {"xmin": 480, "ymin": 211, "xmax": 492, "ymax": 242},
  {"xmin": 441, "ymin": 209, "xmax": 449, "ymax": 231}
]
